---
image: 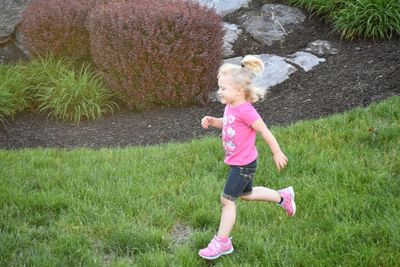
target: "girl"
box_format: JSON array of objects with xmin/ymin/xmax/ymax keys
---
[{"xmin": 199, "ymin": 55, "xmax": 296, "ymax": 260}]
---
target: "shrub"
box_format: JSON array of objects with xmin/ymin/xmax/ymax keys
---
[
  {"xmin": 20, "ymin": 0, "xmax": 98, "ymax": 64},
  {"xmin": 87, "ymin": 0, "xmax": 224, "ymax": 110}
]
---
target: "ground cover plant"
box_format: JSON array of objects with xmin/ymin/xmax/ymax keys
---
[
  {"xmin": 1, "ymin": 96, "xmax": 399, "ymax": 266},
  {"xmin": 286, "ymin": 0, "xmax": 400, "ymax": 39}
]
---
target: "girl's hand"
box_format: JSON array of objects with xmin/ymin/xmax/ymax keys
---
[
  {"xmin": 272, "ymin": 151, "xmax": 288, "ymax": 171},
  {"xmin": 201, "ymin": 116, "xmax": 213, "ymax": 129}
]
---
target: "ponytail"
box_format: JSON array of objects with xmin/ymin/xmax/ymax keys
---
[{"xmin": 240, "ymin": 55, "xmax": 264, "ymax": 76}]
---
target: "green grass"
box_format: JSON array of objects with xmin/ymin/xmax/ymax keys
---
[
  {"xmin": 1, "ymin": 96, "xmax": 399, "ymax": 266},
  {"xmin": 287, "ymin": 0, "xmax": 400, "ymax": 39}
]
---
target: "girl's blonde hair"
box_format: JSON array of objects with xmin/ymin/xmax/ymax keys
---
[{"xmin": 218, "ymin": 55, "xmax": 265, "ymax": 103}]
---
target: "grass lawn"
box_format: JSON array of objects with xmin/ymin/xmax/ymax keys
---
[{"xmin": 1, "ymin": 96, "xmax": 399, "ymax": 266}]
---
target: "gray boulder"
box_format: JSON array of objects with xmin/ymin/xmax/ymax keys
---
[
  {"xmin": 196, "ymin": 0, "xmax": 249, "ymax": 16},
  {"xmin": 223, "ymin": 22, "xmax": 242, "ymax": 58},
  {"xmin": 0, "ymin": 42, "xmax": 28, "ymax": 64},
  {"xmin": 0, "ymin": 0, "xmax": 32, "ymax": 44},
  {"xmin": 238, "ymin": 4, "xmax": 306, "ymax": 46},
  {"xmin": 285, "ymin": 51, "xmax": 326, "ymax": 72}
]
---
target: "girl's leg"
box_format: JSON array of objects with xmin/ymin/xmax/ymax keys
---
[
  {"xmin": 217, "ymin": 196, "xmax": 236, "ymax": 238},
  {"xmin": 199, "ymin": 196, "xmax": 235, "ymax": 259},
  {"xmin": 241, "ymin": 186, "xmax": 296, "ymax": 216},
  {"xmin": 240, "ymin": 186, "xmax": 281, "ymax": 202}
]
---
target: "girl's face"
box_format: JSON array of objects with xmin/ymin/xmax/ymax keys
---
[{"xmin": 217, "ymin": 74, "xmax": 244, "ymax": 106}]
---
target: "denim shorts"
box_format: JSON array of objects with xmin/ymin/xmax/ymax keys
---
[{"xmin": 222, "ymin": 159, "xmax": 257, "ymax": 201}]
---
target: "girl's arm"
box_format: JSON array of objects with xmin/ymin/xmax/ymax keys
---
[
  {"xmin": 251, "ymin": 118, "xmax": 288, "ymax": 171},
  {"xmin": 201, "ymin": 116, "xmax": 223, "ymax": 129}
]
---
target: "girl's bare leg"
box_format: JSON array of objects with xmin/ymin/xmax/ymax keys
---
[
  {"xmin": 217, "ymin": 197, "xmax": 236, "ymax": 238},
  {"xmin": 240, "ymin": 186, "xmax": 281, "ymax": 202}
]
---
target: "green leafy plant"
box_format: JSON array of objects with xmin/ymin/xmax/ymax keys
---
[
  {"xmin": 0, "ymin": 65, "xmax": 32, "ymax": 124},
  {"xmin": 287, "ymin": 0, "xmax": 400, "ymax": 39},
  {"xmin": 0, "ymin": 57, "xmax": 118, "ymax": 124},
  {"xmin": 334, "ymin": 0, "xmax": 400, "ymax": 39},
  {"xmin": 33, "ymin": 59, "xmax": 118, "ymax": 124},
  {"xmin": 288, "ymin": 0, "xmax": 347, "ymax": 18}
]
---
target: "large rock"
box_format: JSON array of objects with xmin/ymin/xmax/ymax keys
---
[
  {"xmin": 223, "ymin": 54, "xmax": 298, "ymax": 92},
  {"xmin": 285, "ymin": 51, "xmax": 326, "ymax": 72},
  {"xmin": 0, "ymin": 42, "xmax": 28, "ymax": 64},
  {"xmin": 223, "ymin": 22, "xmax": 242, "ymax": 57},
  {"xmin": 14, "ymin": 26, "xmax": 30, "ymax": 57},
  {"xmin": 254, "ymin": 54, "xmax": 298, "ymax": 91},
  {"xmin": 0, "ymin": 0, "xmax": 33, "ymax": 44},
  {"xmin": 197, "ymin": 0, "xmax": 249, "ymax": 16},
  {"xmin": 239, "ymin": 4, "xmax": 306, "ymax": 46}
]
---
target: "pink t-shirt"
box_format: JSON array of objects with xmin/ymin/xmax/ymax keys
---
[{"xmin": 222, "ymin": 102, "xmax": 261, "ymax": 166}]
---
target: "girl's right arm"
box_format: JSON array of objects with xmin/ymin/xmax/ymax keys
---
[{"xmin": 201, "ymin": 116, "xmax": 223, "ymax": 129}]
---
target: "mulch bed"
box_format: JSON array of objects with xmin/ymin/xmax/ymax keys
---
[{"xmin": 1, "ymin": 3, "xmax": 399, "ymax": 150}]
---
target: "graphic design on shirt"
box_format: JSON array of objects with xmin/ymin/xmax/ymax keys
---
[
  {"xmin": 228, "ymin": 115, "xmax": 235, "ymax": 125},
  {"xmin": 222, "ymin": 102, "xmax": 260, "ymax": 165},
  {"xmin": 226, "ymin": 127, "xmax": 235, "ymax": 138},
  {"xmin": 225, "ymin": 140, "xmax": 236, "ymax": 152},
  {"xmin": 223, "ymin": 114, "xmax": 236, "ymax": 156}
]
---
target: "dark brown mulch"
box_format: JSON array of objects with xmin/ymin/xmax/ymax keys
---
[{"xmin": 0, "ymin": 4, "xmax": 399, "ymax": 150}]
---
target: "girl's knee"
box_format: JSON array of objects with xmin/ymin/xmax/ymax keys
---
[
  {"xmin": 239, "ymin": 195, "xmax": 248, "ymax": 201},
  {"xmin": 220, "ymin": 196, "xmax": 235, "ymax": 206},
  {"xmin": 240, "ymin": 194, "xmax": 252, "ymax": 201}
]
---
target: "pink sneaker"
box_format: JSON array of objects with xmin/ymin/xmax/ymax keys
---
[
  {"xmin": 199, "ymin": 236, "xmax": 234, "ymax": 260},
  {"xmin": 279, "ymin": 186, "xmax": 296, "ymax": 216}
]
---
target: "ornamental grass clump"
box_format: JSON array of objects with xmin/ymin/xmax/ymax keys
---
[
  {"xmin": 288, "ymin": 0, "xmax": 400, "ymax": 39},
  {"xmin": 32, "ymin": 58, "xmax": 118, "ymax": 124},
  {"xmin": 334, "ymin": 0, "xmax": 400, "ymax": 40},
  {"xmin": 0, "ymin": 65, "xmax": 32, "ymax": 124},
  {"xmin": 20, "ymin": 0, "xmax": 98, "ymax": 64},
  {"xmin": 287, "ymin": 0, "xmax": 347, "ymax": 19},
  {"xmin": 87, "ymin": 0, "xmax": 224, "ymax": 110}
]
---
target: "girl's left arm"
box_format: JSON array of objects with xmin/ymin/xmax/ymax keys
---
[{"xmin": 251, "ymin": 118, "xmax": 288, "ymax": 171}]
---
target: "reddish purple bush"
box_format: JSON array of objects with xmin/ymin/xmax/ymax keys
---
[
  {"xmin": 20, "ymin": 0, "xmax": 98, "ymax": 64},
  {"xmin": 87, "ymin": 0, "xmax": 224, "ymax": 110}
]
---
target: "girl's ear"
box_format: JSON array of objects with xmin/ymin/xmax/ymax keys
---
[{"xmin": 234, "ymin": 84, "xmax": 244, "ymax": 94}]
